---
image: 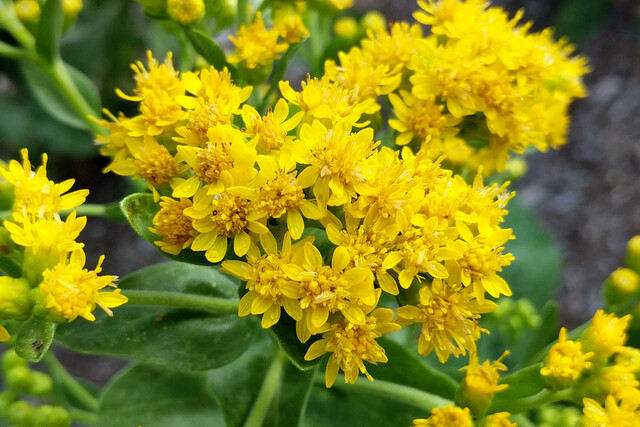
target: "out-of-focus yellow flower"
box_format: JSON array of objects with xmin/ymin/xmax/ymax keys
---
[
  {"xmin": 581, "ymin": 310, "xmax": 631, "ymax": 366},
  {"xmin": 167, "ymin": 0, "xmax": 205, "ymax": 25},
  {"xmin": 333, "ymin": 16, "xmax": 358, "ymax": 38},
  {"xmin": 413, "ymin": 405, "xmax": 473, "ymax": 427},
  {"xmin": 480, "ymin": 412, "xmax": 517, "ymax": 427},
  {"xmin": 37, "ymin": 249, "xmax": 126, "ymax": 322},
  {"xmin": 62, "ymin": 0, "xmax": 82, "ymax": 17},
  {"xmin": 361, "ymin": 22, "xmax": 422, "ymax": 70},
  {"xmin": 626, "ymin": 235, "xmax": 640, "ymax": 272},
  {"xmin": 582, "ymin": 395, "xmax": 640, "ymax": 427},
  {"xmin": 541, "ymin": 327, "xmax": 593, "ymax": 390},
  {"xmin": 228, "ymin": 12, "xmax": 289, "ymax": 69},
  {"xmin": 14, "ymin": 0, "xmax": 40, "ymax": 24},
  {"xmin": 458, "ymin": 351, "xmax": 509, "ymax": 416},
  {"xmin": 304, "ymin": 307, "xmax": 400, "ymax": 387},
  {"xmin": 274, "ymin": 8, "xmax": 309, "ymax": 44}
]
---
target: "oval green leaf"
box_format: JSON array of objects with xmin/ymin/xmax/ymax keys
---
[
  {"xmin": 184, "ymin": 28, "xmax": 229, "ymax": 71},
  {"xmin": 99, "ymin": 364, "xmax": 224, "ymax": 427},
  {"xmin": 55, "ymin": 262, "xmax": 258, "ymax": 371}
]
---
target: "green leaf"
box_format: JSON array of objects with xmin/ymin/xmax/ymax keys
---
[
  {"xmin": 55, "ymin": 262, "xmax": 259, "ymax": 370},
  {"xmin": 120, "ymin": 193, "xmax": 210, "ymax": 265},
  {"xmin": 184, "ymin": 28, "xmax": 229, "ymax": 71},
  {"xmin": 67, "ymin": 64, "xmax": 101, "ymax": 113},
  {"xmin": 368, "ymin": 337, "xmax": 458, "ymax": 400},
  {"xmin": 207, "ymin": 338, "xmax": 316, "ymax": 427},
  {"xmin": 502, "ymin": 197, "xmax": 563, "ymax": 310},
  {"xmin": 20, "ymin": 62, "xmax": 88, "ymax": 130},
  {"xmin": 36, "ymin": 0, "xmax": 64, "ymax": 63},
  {"xmin": 98, "ymin": 364, "xmax": 224, "ymax": 427},
  {"xmin": 15, "ymin": 316, "xmax": 56, "ymax": 362},
  {"xmin": 519, "ymin": 301, "xmax": 559, "ymax": 367},
  {"xmin": 0, "ymin": 258, "xmax": 22, "ymax": 278},
  {"xmin": 490, "ymin": 362, "xmax": 545, "ymax": 410},
  {"xmin": 555, "ymin": 0, "xmax": 612, "ymax": 43},
  {"xmin": 264, "ymin": 307, "xmax": 322, "ymax": 371}
]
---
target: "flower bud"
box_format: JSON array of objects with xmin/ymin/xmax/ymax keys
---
[
  {"xmin": 626, "ymin": 235, "xmax": 640, "ymax": 273},
  {"xmin": 0, "ymin": 391, "xmax": 17, "ymax": 416},
  {"xmin": 167, "ymin": 0, "xmax": 205, "ymax": 25},
  {"xmin": 604, "ymin": 267, "xmax": 639, "ymax": 305},
  {"xmin": 31, "ymin": 405, "xmax": 71, "ymax": 427},
  {"xmin": 29, "ymin": 371, "xmax": 53, "ymax": 396},
  {"xmin": 360, "ymin": 11, "xmax": 386, "ymax": 34},
  {"xmin": 13, "ymin": 0, "xmax": 40, "ymax": 25},
  {"xmin": 540, "ymin": 328, "xmax": 593, "ymax": 390},
  {"xmin": 456, "ymin": 351, "xmax": 509, "ymax": 417},
  {"xmin": 6, "ymin": 400, "xmax": 34, "ymax": 426},
  {"xmin": 5, "ymin": 366, "xmax": 34, "ymax": 394},
  {"xmin": 2, "ymin": 349, "xmax": 28, "ymax": 372},
  {"xmin": 580, "ymin": 310, "xmax": 630, "ymax": 366},
  {"xmin": 0, "ymin": 277, "xmax": 32, "ymax": 321},
  {"xmin": 333, "ymin": 16, "xmax": 359, "ymax": 38}
]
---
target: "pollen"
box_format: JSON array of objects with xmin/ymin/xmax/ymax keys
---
[
  {"xmin": 541, "ymin": 327, "xmax": 593, "ymax": 390},
  {"xmin": 132, "ymin": 144, "xmax": 178, "ymax": 187},
  {"xmin": 193, "ymin": 144, "xmax": 233, "ymax": 183},
  {"xmin": 150, "ymin": 197, "xmax": 196, "ymax": 255},
  {"xmin": 211, "ymin": 195, "xmax": 250, "ymax": 238},
  {"xmin": 255, "ymin": 170, "xmax": 304, "ymax": 218}
]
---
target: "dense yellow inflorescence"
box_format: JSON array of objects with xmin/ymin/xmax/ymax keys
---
[{"xmin": 92, "ymin": 0, "xmax": 589, "ymax": 388}]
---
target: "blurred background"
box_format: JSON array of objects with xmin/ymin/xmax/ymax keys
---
[{"xmin": 1, "ymin": 0, "xmax": 639, "ymax": 383}]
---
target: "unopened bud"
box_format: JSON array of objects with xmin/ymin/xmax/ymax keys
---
[
  {"xmin": 167, "ymin": 0, "xmax": 205, "ymax": 25},
  {"xmin": 333, "ymin": 16, "xmax": 358, "ymax": 38},
  {"xmin": 29, "ymin": 371, "xmax": 53, "ymax": 396},
  {"xmin": 0, "ymin": 277, "xmax": 32, "ymax": 321},
  {"xmin": 604, "ymin": 267, "xmax": 639, "ymax": 305},
  {"xmin": 7, "ymin": 400, "xmax": 34, "ymax": 426},
  {"xmin": 626, "ymin": 235, "xmax": 640, "ymax": 273},
  {"xmin": 5, "ymin": 366, "xmax": 33, "ymax": 394},
  {"xmin": 2, "ymin": 349, "xmax": 28, "ymax": 372},
  {"xmin": 13, "ymin": 0, "xmax": 40, "ymax": 25},
  {"xmin": 361, "ymin": 11, "xmax": 386, "ymax": 34},
  {"xmin": 31, "ymin": 405, "xmax": 71, "ymax": 427}
]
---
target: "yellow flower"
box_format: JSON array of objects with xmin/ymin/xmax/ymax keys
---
[
  {"xmin": 458, "ymin": 351, "xmax": 509, "ymax": 416},
  {"xmin": 396, "ymin": 279, "xmax": 497, "ymax": 362},
  {"xmin": 274, "ymin": 7, "xmax": 309, "ymax": 44},
  {"xmin": 540, "ymin": 327, "xmax": 593, "ymax": 390},
  {"xmin": 149, "ymin": 197, "xmax": 197, "ymax": 255},
  {"xmin": 222, "ymin": 233, "xmax": 311, "ymax": 329},
  {"xmin": 251, "ymin": 156, "xmax": 324, "ymax": 239},
  {"xmin": 228, "ymin": 12, "xmax": 289, "ymax": 69},
  {"xmin": 480, "ymin": 412, "xmax": 517, "ymax": 427},
  {"xmin": 361, "ymin": 22, "xmax": 423, "ymax": 70},
  {"xmin": 186, "ymin": 187, "xmax": 268, "ymax": 263},
  {"xmin": 167, "ymin": 0, "xmax": 205, "ymax": 25},
  {"xmin": 241, "ymin": 99, "xmax": 303, "ymax": 163},
  {"xmin": 324, "ymin": 47, "xmax": 402, "ymax": 104},
  {"xmin": 63, "ymin": 0, "xmax": 82, "ymax": 17},
  {"xmin": 172, "ymin": 124, "xmax": 257, "ymax": 198},
  {"xmin": 295, "ymin": 118, "xmax": 378, "ymax": 207},
  {"xmin": 0, "ymin": 149, "xmax": 88, "ymax": 222},
  {"xmin": 388, "ymin": 91, "xmax": 461, "ymax": 147},
  {"xmin": 325, "ymin": 216, "xmax": 400, "ymax": 295},
  {"xmin": 37, "ymin": 249, "xmax": 127, "ymax": 322},
  {"xmin": 413, "ymin": 405, "xmax": 473, "ymax": 427},
  {"xmin": 581, "ymin": 310, "xmax": 631, "ymax": 366},
  {"xmin": 582, "ymin": 395, "xmax": 640, "ymax": 427},
  {"xmin": 282, "ymin": 242, "xmax": 376, "ymax": 342},
  {"xmin": 304, "ymin": 307, "xmax": 400, "ymax": 387},
  {"xmin": 14, "ymin": 0, "xmax": 40, "ymax": 24},
  {"xmin": 279, "ymin": 75, "xmax": 378, "ymax": 123}
]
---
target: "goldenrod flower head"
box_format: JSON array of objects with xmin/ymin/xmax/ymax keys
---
[
  {"xmin": 149, "ymin": 197, "xmax": 197, "ymax": 255},
  {"xmin": 396, "ymin": 280, "xmax": 497, "ymax": 362},
  {"xmin": 297, "ymin": 118, "xmax": 378, "ymax": 207},
  {"xmin": 180, "ymin": 66, "xmax": 253, "ymax": 109},
  {"xmin": 324, "ymin": 47, "xmax": 402, "ymax": 103},
  {"xmin": 118, "ymin": 51, "xmax": 183, "ymax": 102},
  {"xmin": 304, "ymin": 307, "xmax": 400, "ymax": 387},
  {"xmin": 458, "ymin": 351, "xmax": 509, "ymax": 415},
  {"xmin": 14, "ymin": 0, "xmax": 40, "ymax": 24},
  {"xmin": 274, "ymin": 8, "xmax": 309, "ymax": 44},
  {"xmin": 333, "ymin": 16, "xmax": 358, "ymax": 38},
  {"xmin": 283, "ymin": 242, "xmax": 376, "ymax": 342},
  {"xmin": 610, "ymin": 268, "xmax": 639, "ymax": 295},
  {"xmin": 361, "ymin": 22, "xmax": 422, "ymax": 69},
  {"xmin": 480, "ymin": 412, "xmax": 516, "ymax": 427},
  {"xmin": 541, "ymin": 327, "xmax": 593, "ymax": 390},
  {"xmin": 241, "ymin": 99, "xmax": 303, "ymax": 156},
  {"xmin": 62, "ymin": 0, "xmax": 82, "ymax": 17},
  {"xmin": 0, "ymin": 276, "xmax": 32, "ymax": 321},
  {"xmin": 188, "ymin": 187, "xmax": 268, "ymax": 263},
  {"xmin": 413, "ymin": 405, "xmax": 473, "ymax": 427},
  {"xmin": 38, "ymin": 249, "xmax": 126, "ymax": 322},
  {"xmin": 228, "ymin": 12, "xmax": 289, "ymax": 69},
  {"xmin": 582, "ymin": 395, "xmax": 640, "ymax": 427},
  {"xmin": 167, "ymin": 0, "xmax": 205, "ymax": 25},
  {"xmin": 615, "ymin": 347, "xmax": 640, "ymax": 372},
  {"xmin": 130, "ymin": 137, "xmax": 180, "ymax": 191},
  {"xmin": 582, "ymin": 310, "xmax": 631, "ymax": 366},
  {"xmin": 325, "ymin": 219, "xmax": 399, "ymax": 295},
  {"xmin": 251, "ymin": 157, "xmax": 323, "ymax": 239},
  {"xmin": 223, "ymin": 233, "xmax": 312, "ymax": 329},
  {"xmin": 0, "ymin": 149, "xmax": 88, "ymax": 222},
  {"xmin": 599, "ymin": 364, "xmax": 640, "ymax": 403}
]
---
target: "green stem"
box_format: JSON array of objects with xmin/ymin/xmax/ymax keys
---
[
  {"xmin": 62, "ymin": 204, "xmax": 107, "ymax": 218},
  {"xmin": 0, "ymin": 2, "xmax": 35, "ymax": 49},
  {"xmin": 322, "ymin": 376, "xmax": 453, "ymax": 411},
  {"xmin": 488, "ymin": 388, "xmax": 574, "ymax": 414},
  {"xmin": 243, "ymin": 351, "xmax": 285, "ymax": 427},
  {"xmin": 69, "ymin": 409, "xmax": 99, "ymax": 426},
  {"xmin": 237, "ymin": 0, "xmax": 248, "ymax": 27},
  {"xmin": 43, "ymin": 352, "xmax": 100, "ymax": 412},
  {"xmin": 258, "ymin": 43, "xmax": 302, "ymax": 114},
  {"xmin": 45, "ymin": 58, "xmax": 102, "ymax": 134},
  {"xmin": 122, "ymin": 290, "xmax": 239, "ymax": 314}
]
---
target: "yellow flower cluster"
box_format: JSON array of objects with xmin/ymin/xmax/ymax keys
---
[
  {"xmin": 0, "ymin": 150, "xmax": 127, "ymax": 340},
  {"xmin": 331, "ymin": 0, "xmax": 589, "ymax": 173},
  {"xmin": 96, "ymin": 40, "xmax": 516, "ymax": 386}
]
